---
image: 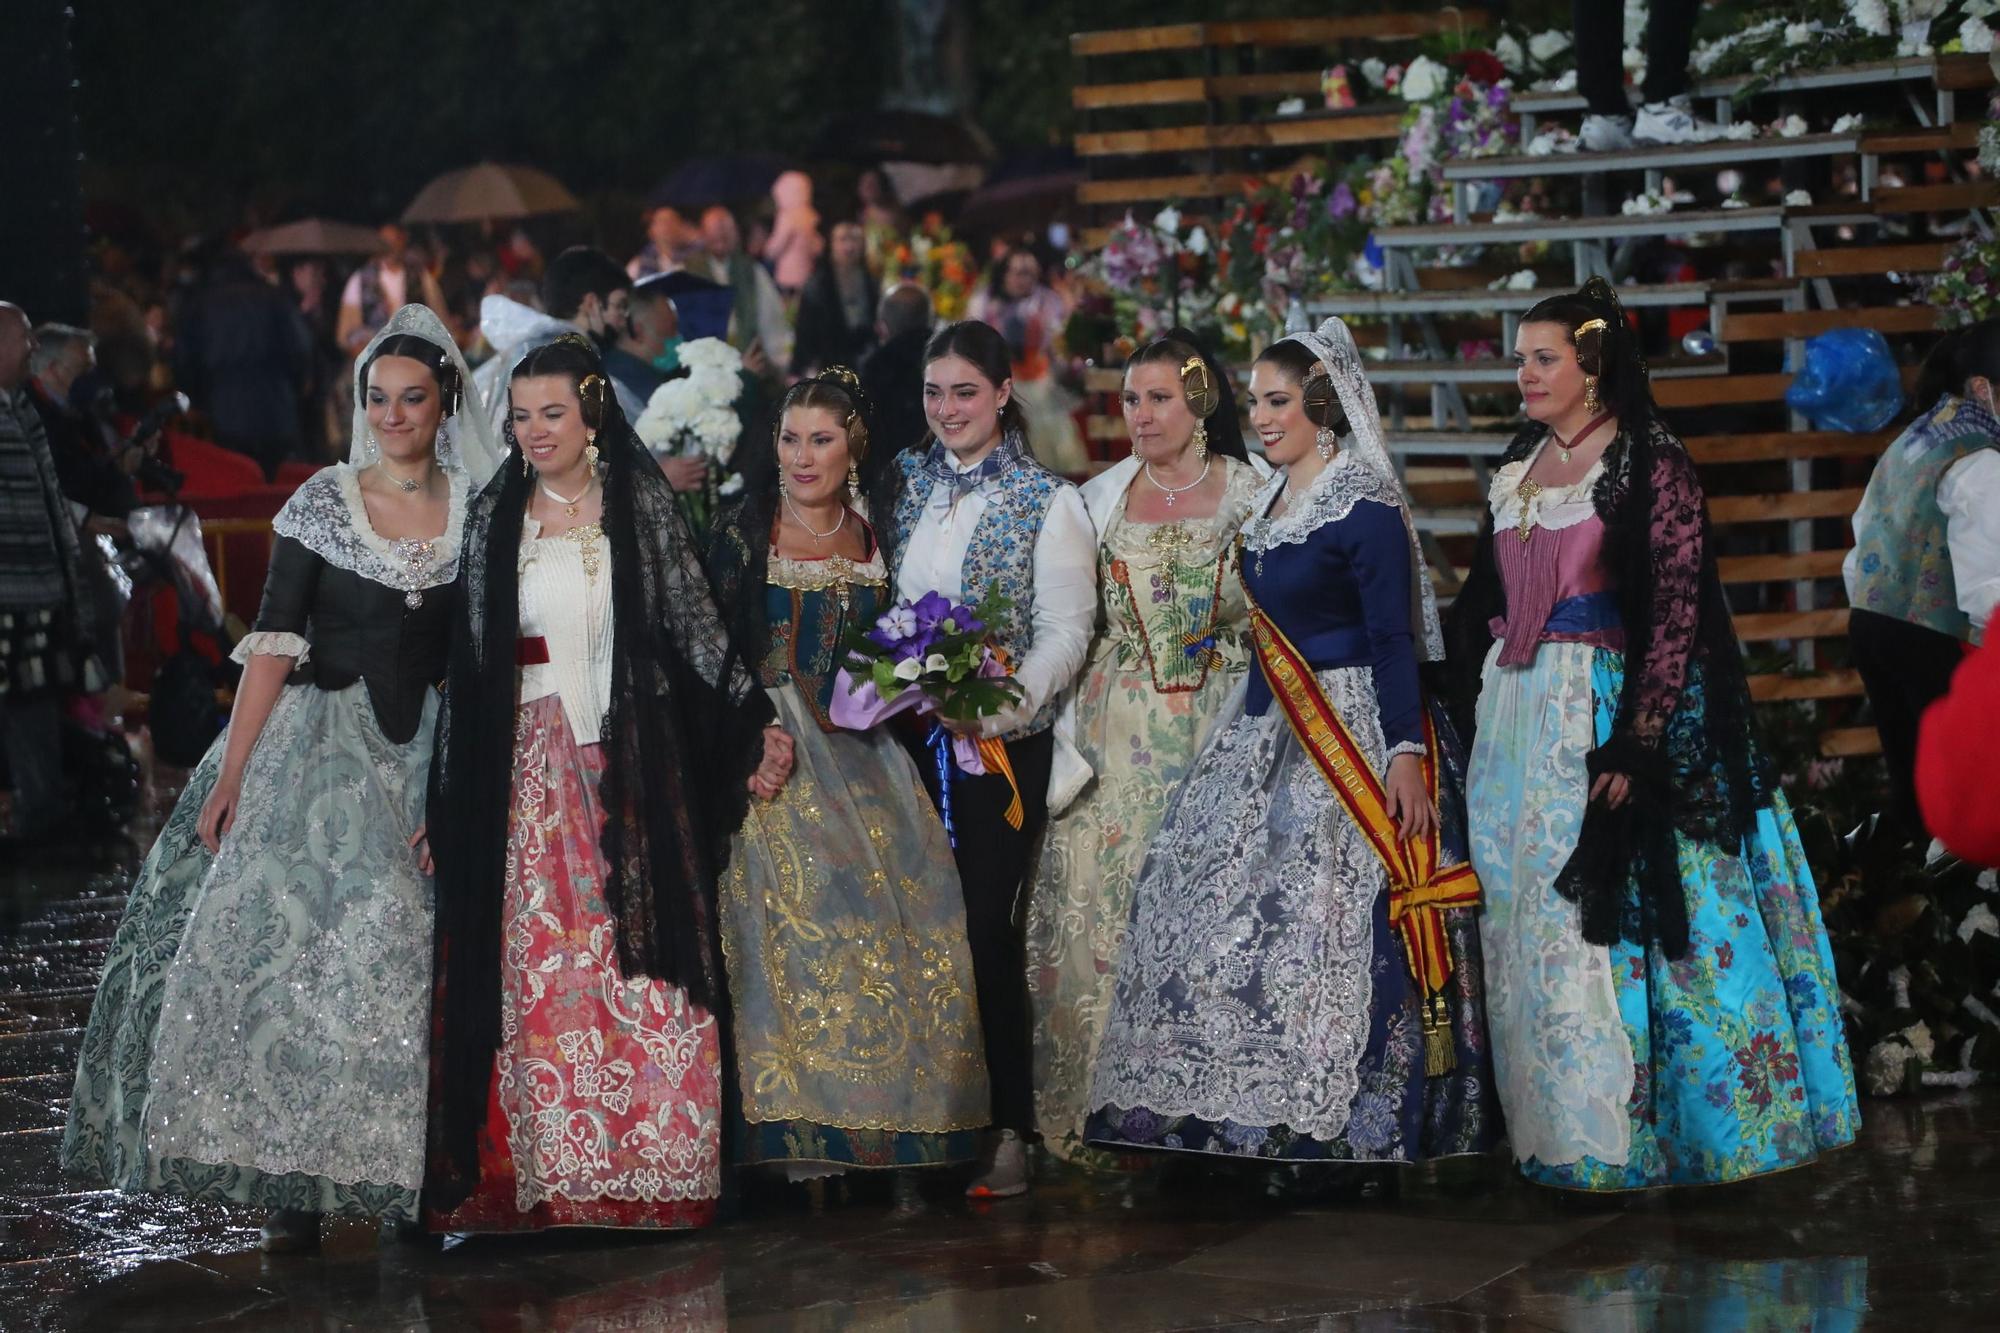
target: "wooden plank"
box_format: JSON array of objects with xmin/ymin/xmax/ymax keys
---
[
  {"xmin": 1206, "ymin": 12, "xmax": 1489, "ymax": 46},
  {"xmin": 1875, "ymin": 180, "xmax": 2000, "ymax": 213},
  {"xmin": 1718, "ymin": 305, "xmax": 1940, "ymax": 342},
  {"xmin": 1709, "ymin": 488, "xmax": 1866, "ymax": 524},
  {"xmin": 1935, "ymin": 53, "xmax": 1999, "ymax": 91},
  {"xmin": 1717, "ymin": 551, "xmax": 1851, "ymax": 584},
  {"xmin": 1792, "ymin": 242, "xmax": 1953, "ymax": 278},
  {"xmin": 1748, "ymin": 670, "xmax": 1866, "ymax": 702},
  {"xmin": 1820, "ymin": 726, "xmax": 1884, "ymax": 758},
  {"xmin": 1733, "ymin": 609, "xmax": 1851, "ymax": 641},
  {"xmin": 1653, "ymin": 374, "xmax": 1794, "ymax": 407},
  {"xmin": 1860, "ymin": 123, "xmax": 1983, "ymax": 154},
  {"xmin": 1076, "ymin": 172, "xmax": 1242, "ymax": 205},
  {"xmin": 1070, "ymin": 23, "xmax": 1208, "ymax": 57},
  {"xmin": 1074, "ymin": 112, "xmax": 1406, "ymax": 156},
  {"xmin": 1072, "ymin": 71, "xmax": 1325, "ymax": 111},
  {"xmin": 1072, "ymin": 77, "xmax": 1207, "ymax": 111},
  {"xmin": 1687, "ymin": 429, "xmax": 1893, "ymax": 463}
]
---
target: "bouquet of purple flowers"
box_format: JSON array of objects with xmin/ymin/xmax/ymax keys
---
[{"xmin": 836, "ymin": 585, "xmax": 1022, "ymax": 725}]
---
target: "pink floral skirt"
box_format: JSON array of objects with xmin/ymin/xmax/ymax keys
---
[{"xmin": 430, "ymin": 694, "xmax": 722, "ymax": 1232}]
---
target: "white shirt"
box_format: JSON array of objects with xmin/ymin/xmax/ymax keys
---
[
  {"xmin": 518, "ymin": 518, "xmax": 614, "ymax": 745},
  {"xmin": 895, "ymin": 457, "xmax": 1097, "ymax": 738},
  {"xmin": 1940, "ymin": 449, "xmax": 2000, "ymax": 643}
]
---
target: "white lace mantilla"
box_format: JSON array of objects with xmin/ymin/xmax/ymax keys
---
[
  {"xmin": 271, "ymin": 464, "xmax": 469, "ymax": 595},
  {"xmin": 1241, "ymin": 453, "xmax": 1445, "ymax": 661}
]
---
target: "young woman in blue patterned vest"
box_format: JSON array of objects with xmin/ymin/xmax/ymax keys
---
[
  {"xmin": 1844, "ymin": 317, "xmax": 2000, "ymax": 842},
  {"xmin": 886, "ymin": 320, "xmax": 1097, "ymax": 1198}
]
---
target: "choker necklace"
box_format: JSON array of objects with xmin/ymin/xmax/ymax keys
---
[
  {"xmin": 1552, "ymin": 411, "xmax": 1614, "ymax": 466},
  {"xmin": 1144, "ymin": 455, "xmax": 1211, "ymax": 508},
  {"xmin": 379, "ymin": 465, "xmax": 423, "ymax": 494},
  {"xmin": 786, "ymin": 495, "xmax": 846, "ymax": 540},
  {"xmin": 540, "ymin": 477, "xmax": 591, "ymax": 519}
]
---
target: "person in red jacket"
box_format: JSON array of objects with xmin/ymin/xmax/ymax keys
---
[{"xmin": 1917, "ymin": 638, "xmax": 2000, "ymax": 868}]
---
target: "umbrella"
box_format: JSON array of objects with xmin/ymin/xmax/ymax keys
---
[
  {"xmin": 239, "ymin": 218, "xmax": 387, "ymax": 256},
  {"xmin": 648, "ymin": 154, "xmax": 794, "ymax": 211},
  {"xmin": 955, "ymin": 150, "xmax": 1085, "ymax": 235},
  {"xmin": 402, "ymin": 163, "xmax": 580, "ymax": 224},
  {"xmin": 811, "ymin": 110, "xmax": 996, "ymax": 165}
]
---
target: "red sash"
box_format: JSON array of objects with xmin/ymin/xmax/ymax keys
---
[{"xmin": 1244, "ymin": 586, "xmax": 1481, "ymax": 1076}]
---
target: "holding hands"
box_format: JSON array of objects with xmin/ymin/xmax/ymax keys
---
[{"xmin": 749, "ymin": 725, "xmax": 795, "ymax": 799}]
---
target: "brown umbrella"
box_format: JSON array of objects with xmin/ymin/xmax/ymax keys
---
[
  {"xmin": 401, "ymin": 162, "xmax": 580, "ymax": 224},
  {"xmin": 240, "ymin": 218, "xmax": 387, "ymax": 256}
]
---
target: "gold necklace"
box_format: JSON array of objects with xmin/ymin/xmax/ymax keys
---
[{"xmin": 540, "ymin": 477, "xmax": 590, "ymax": 520}]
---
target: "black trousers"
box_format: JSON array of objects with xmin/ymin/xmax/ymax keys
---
[
  {"xmin": 905, "ymin": 724, "xmax": 1053, "ymax": 1135},
  {"xmin": 1575, "ymin": 0, "xmax": 1698, "ymax": 117},
  {"xmin": 1850, "ymin": 607, "xmax": 1967, "ymax": 841}
]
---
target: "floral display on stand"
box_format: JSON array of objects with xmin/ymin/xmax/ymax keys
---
[
  {"xmin": 1925, "ymin": 235, "xmax": 2000, "ymax": 327},
  {"xmin": 885, "ymin": 214, "xmax": 978, "ymax": 321}
]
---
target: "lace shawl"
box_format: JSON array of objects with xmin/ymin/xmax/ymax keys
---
[
  {"xmin": 270, "ymin": 464, "xmax": 468, "ymax": 592},
  {"xmin": 1445, "ymin": 417, "xmax": 1769, "ymax": 959},
  {"xmin": 427, "ymin": 404, "xmax": 773, "ymax": 1208}
]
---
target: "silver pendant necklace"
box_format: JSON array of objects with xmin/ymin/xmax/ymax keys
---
[{"xmin": 1144, "ymin": 456, "xmax": 1211, "ymax": 508}]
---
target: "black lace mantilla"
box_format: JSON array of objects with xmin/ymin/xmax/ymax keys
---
[
  {"xmin": 426, "ymin": 395, "xmax": 773, "ymax": 1207},
  {"xmin": 1444, "ymin": 417, "xmax": 1771, "ymax": 959}
]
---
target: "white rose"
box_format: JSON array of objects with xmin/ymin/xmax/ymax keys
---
[
  {"xmin": 1831, "ymin": 113, "xmax": 1865, "ymax": 134},
  {"xmin": 1494, "ymin": 33, "xmax": 1526, "ymax": 72},
  {"xmin": 1185, "ymin": 226, "xmax": 1211, "ymax": 257},
  {"xmin": 1527, "ymin": 29, "xmax": 1572, "ymax": 64},
  {"xmin": 690, "ymin": 367, "xmax": 741, "ymax": 410},
  {"xmin": 1784, "ymin": 188, "xmax": 1815, "ymax": 206},
  {"xmin": 1360, "ymin": 56, "xmax": 1388, "ymax": 88},
  {"xmin": 1785, "ymin": 22, "xmax": 1816, "ymax": 44},
  {"xmin": 1400, "ymin": 55, "xmax": 1448, "ymax": 102},
  {"xmin": 676, "ymin": 337, "xmax": 740, "ymax": 376},
  {"xmin": 1153, "ymin": 205, "xmax": 1182, "ymax": 235},
  {"xmin": 1625, "ymin": 0, "xmax": 1650, "ymax": 30},
  {"xmin": 1960, "ymin": 18, "xmax": 1997, "ymax": 51},
  {"xmin": 892, "ymin": 657, "xmax": 923, "ymax": 682},
  {"xmin": 1863, "ymin": 1039, "xmax": 1915, "ymax": 1096},
  {"xmin": 1774, "ymin": 114, "xmax": 1809, "ymax": 138},
  {"xmin": 1902, "ymin": 1021, "xmax": 1937, "ymax": 1061},
  {"xmin": 692, "ymin": 405, "xmax": 741, "ymax": 457},
  {"xmin": 1849, "ymin": 0, "xmax": 1893, "ymax": 37},
  {"xmin": 1722, "ymin": 121, "xmax": 1758, "ymax": 140}
]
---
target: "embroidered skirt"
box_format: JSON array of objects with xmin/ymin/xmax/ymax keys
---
[
  {"xmin": 64, "ymin": 682, "xmax": 435, "ymax": 1221},
  {"xmin": 721, "ymin": 686, "xmax": 987, "ymax": 1170},
  {"xmin": 1084, "ymin": 672, "xmax": 1500, "ymax": 1163},
  {"xmin": 1467, "ymin": 642, "xmax": 1860, "ymax": 1190},
  {"xmin": 427, "ymin": 694, "xmax": 723, "ymax": 1232}
]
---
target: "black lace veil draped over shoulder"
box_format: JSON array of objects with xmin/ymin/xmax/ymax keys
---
[
  {"xmin": 1444, "ymin": 279, "xmax": 1769, "ymax": 961},
  {"xmin": 427, "ymin": 336, "xmax": 773, "ymax": 1206}
]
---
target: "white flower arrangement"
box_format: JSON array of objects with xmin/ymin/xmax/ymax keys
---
[
  {"xmin": 1400, "ymin": 55, "xmax": 1449, "ymax": 103},
  {"xmin": 1494, "ymin": 32, "xmax": 1526, "ymax": 73},
  {"xmin": 1774, "ymin": 114, "xmax": 1811, "ymax": 138},
  {"xmin": 1276, "ymin": 96, "xmax": 1307, "ymax": 116},
  {"xmin": 1785, "ymin": 188, "xmax": 1816, "ymax": 206},
  {"xmin": 1849, "ymin": 0, "xmax": 1894, "ymax": 37},
  {"xmin": 1489, "ymin": 269, "xmax": 1540, "ymax": 291},
  {"xmin": 1152, "ymin": 205, "xmax": 1182, "ymax": 235},
  {"xmin": 1360, "ymin": 56, "xmax": 1389, "ymax": 89},
  {"xmin": 633, "ymin": 337, "xmax": 743, "ymax": 464},
  {"xmin": 1721, "ymin": 121, "xmax": 1759, "ymax": 141},
  {"xmin": 1621, "ymin": 189, "xmax": 1675, "ymax": 216},
  {"xmin": 1527, "ymin": 29, "xmax": 1572, "ymax": 64},
  {"xmin": 1831, "ymin": 113, "xmax": 1867, "ymax": 133},
  {"xmin": 1184, "ymin": 225, "xmax": 1211, "ymax": 257},
  {"xmin": 1960, "ymin": 16, "xmax": 1997, "ymax": 49}
]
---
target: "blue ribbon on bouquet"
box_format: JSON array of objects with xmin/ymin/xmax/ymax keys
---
[{"xmin": 926, "ymin": 720, "xmax": 959, "ymax": 848}]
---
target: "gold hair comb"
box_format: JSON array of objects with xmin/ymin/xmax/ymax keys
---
[{"xmin": 1181, "ymin": 353, "xmax": 1220, "ymax": 418}]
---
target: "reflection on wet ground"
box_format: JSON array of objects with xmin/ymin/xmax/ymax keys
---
[{"xmin": 2, "ymin": 761, "xmax": 1993, "ymax": 1330}]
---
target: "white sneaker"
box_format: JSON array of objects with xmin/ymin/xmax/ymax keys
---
[
  {"xmin": 1580, "ymin": 113, "xmax": 1636, "ymax": 152},
  {"xmin": 1633, "ymin": 96, "xmax": 1724, "ymax": 145},
  {"xmin": 966, "ymin": 1129, "xmax": 1029, "ymax": 1199}
]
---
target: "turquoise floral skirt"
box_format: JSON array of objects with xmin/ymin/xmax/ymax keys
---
[{"xmin": 1467, "ymin": 643, "xmax": 1859, "ymax": 1191}]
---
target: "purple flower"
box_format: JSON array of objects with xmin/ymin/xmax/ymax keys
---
[
  {"xmin": 1327, "ymin": 182, "xmax": 1357, "ymax": 220},
  {"xmin": 864, "ymin": 604, "xmax": 919, "ymax": 651},
  {"xmin": 1292, "ymin": 200, "xmax": 1311, "ymax": 230}
]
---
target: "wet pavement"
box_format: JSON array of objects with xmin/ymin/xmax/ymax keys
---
[{"xmin": 3, "ymin": 763, "xmax": 1998, "ymax": 1331}]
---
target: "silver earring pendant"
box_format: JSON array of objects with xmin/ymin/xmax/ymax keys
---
[
  {"xmin": 365, "ymin": 429, "xmax": 381, "ymax": 462},
  {"xmin": 1316, "ymin": 426, "xmax": 1338, "ymax": 461}
]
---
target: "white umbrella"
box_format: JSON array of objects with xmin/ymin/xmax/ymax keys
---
[
  {"xmin": 402, "ymin": 162, "xmax": 581, "ymax": 224},
  {"xmin": 240, "ymin": 218, "xmax": 387, "ymax": 256}
]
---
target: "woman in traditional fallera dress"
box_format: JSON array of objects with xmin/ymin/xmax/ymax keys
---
[
  {"xmin": 1026, "ymin": 331, "xmax": 1264, "ymax": 1163},
  {"xmin": 887, "ymin": 319, "xmax": 1097, "ymax": 1197},
  {"xmin": 1448, "ymin": 278, "xmax": 1859, "ymax": 1192},
  {"xmin": 1085, "ymin": 319, "xmax": 1499, "ymax": 1168},
  {"xmin": 62, "ymin": 305, "xmax": 500, "ymax": 1251},
  {"xmin": 425, "ymin": 335, "xmax": 792, "ymax": 1233},
  {"xmin": 706, "ymin": 368, "xmax": 989, "ymax": 1191}
]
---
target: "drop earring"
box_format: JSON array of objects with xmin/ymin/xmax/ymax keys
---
[
  {"xmin": 364, "ymin": 429, "xmax": 381, "ymax": 462},
  {"xmin": 1316, "ymin": 426, "xmax": 1338, "ymax": 461},
  {"xmin": 1584, "ymin": 376, "xmax": 1602, "ymax": 416},
  {"xmin": 1191, "ymin": 420, "xmax": 1209, "ymax": 460},
  {"xmin": 585, "ymin": 431, "xmax": 600, "ymax": 473},
  {"xmin": 847, "ymin": 462, "xmax": 861, "ymax": 501}
]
